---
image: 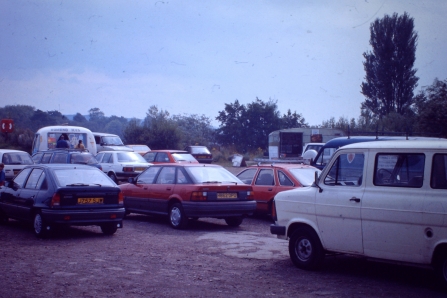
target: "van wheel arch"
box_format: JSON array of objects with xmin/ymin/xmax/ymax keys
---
[{"xmin": 432, "ymin": 244, "xmax": 447, "ymax": 286}]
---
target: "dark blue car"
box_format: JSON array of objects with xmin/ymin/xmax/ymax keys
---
[
  {"xmin": 32, "ymin": 149, "xmax": 102, "ymax": 170},
  {"xmin": 0, "ymin": 164, "xmax": 124, "ymax": 237}
]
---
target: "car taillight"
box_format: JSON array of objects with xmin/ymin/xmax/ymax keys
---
[
  {"xmin": 51, "ymin": 193, "xmax": 61, "ymax": 207},
  {"xmin": 191, "ymin": 191, "xmax": 207, "ymax": 201},
  {"xmin": 123, "ymin": 167, "xmax": 134, "ymax": 172},
  {"xmin": 246, "ymin": 191, "xmax": 254, "ymax": 200},
  {"xmin": 271, "ymin": 199, "xmax": 277, "ymax": 221},
  {"xmin": 118, "ymin": 191, "xmax": 124, "ymax": 205}
]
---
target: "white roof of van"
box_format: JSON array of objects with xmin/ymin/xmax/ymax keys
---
[{"xmin": 342, "ymin": 139, "xmax": 447, "ymax": 150}]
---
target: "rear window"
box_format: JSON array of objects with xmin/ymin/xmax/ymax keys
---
[
  {"xmin": 190, "ymin": 147, "xmax": 211, "ymax": 154},
  {"xmin": 53, "ymin": 168, "xmax": 115, "ymax": 187},
  {"xmin": 172, "ymin": 153, "xmax": 197, "ymax": 162},
  {"xmin": 2, "ymin": 152, "xmax": 33, "ymax": 165}
]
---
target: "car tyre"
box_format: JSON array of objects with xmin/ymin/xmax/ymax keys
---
[
  {"xmin": 225, "ymin": 216, "xmax": 243, "ymax": 227},
  {"xmin": 33, "ymin": 212, "xmax": 50, "ymax": 238},
  {"xmin": 101, "ymin": 223, "xmax": 118, "ymax": 235},
  {"xmin": 108, "ymin": 172, "xmax": 118, "ymax": 183},
  {"xmin": 289, "ymin": 227, "xmax": 324, "ymax": 270},
  {"xmin": 0, "ymin": 211, "xmax": 8, "ymax": 224},
  {"xmin": 169, "ymin": 203, "xmax": 188, "ymax": 229}
]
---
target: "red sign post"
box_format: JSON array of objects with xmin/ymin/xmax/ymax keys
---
[{"xmin": 1, "ymin": 119, "xmax": 14, "ymax": 133}]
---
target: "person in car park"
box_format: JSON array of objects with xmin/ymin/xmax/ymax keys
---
[
  {"xmin": 56, "ymin": 135, "xmax": 70, "ymax": 148},
  {"xmin": 0, "ymin": 163, "xmax": 5, "ymax": 187},
  {"xmin": 75, "ymin": 140, "xmax": 85, "ymax": 149}
]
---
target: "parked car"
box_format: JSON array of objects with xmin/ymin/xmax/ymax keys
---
[
  {"xmin": 95, "ymin": 151, "xmax": 151, "ymax": 183},
  {"xmin": 184, "ymin": 146, "xmax": 213, "ymax": 164},
  {"xmin": 93, "ymin": 132, "xmax": 133, "ymax": 153},
  {"xmin": 0, "ymin": 164, "xmax": 125, "ymax": 237},
  {"xmin": 143, "ymin": 150, "xmax": 198, "ymax": 164},
  {"xmin": 270, "ymin": 140, "xmax": 447, "ymax": 286},
  {"xmin": 32, "ymin": 149, "xmax": 102, "ymax": 170},
  {"xmin": 236, "ymin": 163, "xmax": 321, "ymax": 215},
  {"xmin": 126, "ymin": 145, "xmax": 151, "ymax": 156},
  {"xmin": 119, "ymin": 163, "xmax": 256, "ymax": 229},
  {"xmin": 0, "ymin": 149, "xmax": 34, "ymax": 181}
]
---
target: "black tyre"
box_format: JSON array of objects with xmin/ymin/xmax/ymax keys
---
[
  {"xmin": 108, "ymin": 172, "xmax": 118, "ymax": 183},
  {"xmin": 225, "ymin": 216, "xmax": 243, "ymax": 227},
  {"xmin": 101, "ymin": 223, "xmax": 118, "ymax": 235},
  {"xmin": 169, "ymin": 203, "xmax": 188, "ymax": 229},
  {"xmin": 0, "ymin": 211, "xmax": 8, "ymax": 224},
  {"xmin": 33, "ymin": 212, "xmax": 50, "ymax": 238},
  {"xmin": 288, "ymin": 227, "xmax": 324, "ymax": 270},
  {"xmin": 434, "ymin": 251, "xmax": 447, "ymax": 288}
]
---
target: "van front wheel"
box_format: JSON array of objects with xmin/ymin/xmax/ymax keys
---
[
  {"xmin": 289, "ymin": 227, "xmax": 324, "ymax": 270},
  {"xmin": 435, "ymin": 251, "xmax": 447, "ymax": 287}
]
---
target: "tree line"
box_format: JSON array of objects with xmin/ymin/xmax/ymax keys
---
[{"xmin": 1, "ymin": 12, "xmax": 446, "ymax": 154}]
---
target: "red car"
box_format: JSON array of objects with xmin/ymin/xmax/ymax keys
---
[
  {"xmin": 119, "ymin": 164, "xmax": 256, "ymax": 229},
  {"xmin": 236, "ymin": 163, "xmax": 321, "ymax": 215},
  {"xmin": 143, "ymin": 150, "xmax": 198, "ymax": 164}
]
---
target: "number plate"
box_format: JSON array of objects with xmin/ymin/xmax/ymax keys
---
[
  {"xmin": 134, "ymin": 167, "xmax": 146, "ymax": 172},
  {"xmin": 217, "ymin": 193, "xmax": 237, "ymax": 199},
  {"xmin": 77, "ymin": 197, "xmax": 104, "ymax": 204}
]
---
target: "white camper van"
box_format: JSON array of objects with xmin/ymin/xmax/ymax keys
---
[
  {"xmin": 93, "ymin": 132, "xmax": 133, "ymax": 153},
  {"xmin": 32, "ymin": 126, "xmax": 97, "ymax": 155}
]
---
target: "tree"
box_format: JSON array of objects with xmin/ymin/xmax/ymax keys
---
[
  {"xmin": 281, "ymin": 109, "xmax": 308, "ymax": 129},
  {"xmin": 414, "ymin": 78, "xmax": 447, "ymax": 138},
  {"xmin": 172, "ymin": 114, "xmax": 215, "ymax": 148},
  {"xmin": 143, "ymin": 106, "xmax": 182, "ymax": 149},
  {"xmin": 73, "ymin": 113, "xmax": 87, "ymax": 123},
  {"xmin": 361, "ymin": 12, "xmax": 418, "ymax": 119}
]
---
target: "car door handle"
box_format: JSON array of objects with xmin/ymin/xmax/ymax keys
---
[
  {"xmin": 268, "ymin": 188, "xmax": 273, "ymax": 191},
  {"xmin": 350, "ymin": 197, "xmax": 360, "ymax": 203},
  {"xmin": 166, "ymin": 187, "xmax": 172, "ymax": 190}
]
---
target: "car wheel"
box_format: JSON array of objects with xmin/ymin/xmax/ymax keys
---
[
  {"xmin": 289, "ymin": 227, "xmax": 324, "ymax": 270},
  {"xmin": 434, "ymin": 251, "xmax": 447, "ymax": 288},
  {"xmin": 169, "ymin": 203, "xmax": 188, "ymax": 229},
  {"xmin": 101, "ymin": 223, "xmax": 118, "ymax": 235},
  {"xmin": 0, "ymin": 211, "xmax": 8, "ymax": 224},
  {"xmin": 108, "ymin": 172, "xmax": 118, "ymax": 183},
  {"xmin": 225, "ymin": 216, "xmax": 243, "ymax": 227},
  {"xmin": 33, "ymin": 212, "xmax": 50, "ymax": 238}
]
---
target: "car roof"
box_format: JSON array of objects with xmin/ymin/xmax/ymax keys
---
[
  {"xmin": 33, "ymin": 149, "xmax": 92, "ymax": 154},
  {"xmin": 147, "ymin": 150, "xmax": 188, "ymax": 153},
  {"xmin": 92, "ymin": 132, "xmax": 118, "ymax": 136},
  {"xmin": 246, "ymin": 163, "xmax": 318, "ymax": 170},
  {"xmin": 186, "ymin": 145, "xmax": 208, "ymax": 148},
  {"xmin": 25, "ymin": 164, "xmax": 96, "ymax": 170},
  {"xmin": 323, "ymin": 136, "xmax": 443, "ymax": 148},
  {"xmin": 0, "ymin": 149, "xmax": 28, "ymax": 153},
  {"xmin": 151, "ymin": 163, "xmax": 221, "ymax": 168},
  {"xmin": 97, "ymin": 150, "xmax": 136, "ymax": 153},
  {"xmin": 341, "ymin": 139, "xmax": 447, "ymax": 150}
]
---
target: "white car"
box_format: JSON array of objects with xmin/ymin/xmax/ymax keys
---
[
  {"xmin": 271, "ymin": 140, "xmax": 447, "ymax": 286},
  {"xmin": 0, "ymin": 149, "xmax": 34, "ymax": 180},
  {"xmin": 95, "ymin": 151, "xmax": 151, "ymax": 183}
]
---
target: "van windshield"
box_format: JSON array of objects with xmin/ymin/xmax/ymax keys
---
[{"xmin": 101, "ymin": 136, "xmax": 124, "ymax": 146}]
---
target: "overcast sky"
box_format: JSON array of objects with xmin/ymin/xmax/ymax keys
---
[{"xmin": 1, "ymin": 0, "xmax": 446, "ymax": 126}]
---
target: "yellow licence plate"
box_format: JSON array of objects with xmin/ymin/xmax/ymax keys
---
[
  {"xmin": 134, "ymin": 167, "xmax": 146, "ymax": 171},
  {"xmin": 217, "ymin": 193, "xmax": 237, "ymax": 199},
  {"xmin": 77, "ymin": 198, "xmax": 104, "ymax": 204}
]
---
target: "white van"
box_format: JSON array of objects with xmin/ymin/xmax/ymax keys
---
[
  {"xmin": 271, "ymin": 140, "xmax": 447, "ymax": 285},
  {"xmin": 32, "ymin": 126, "xmax": 96, "ymax": 155},
  {"xmin": 93, "ymin": 132, "xmax": 133, "ymax": 153}
]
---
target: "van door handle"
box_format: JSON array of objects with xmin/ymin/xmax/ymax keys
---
[{"xmin": 350, "ymin": 197, "xmax": 360, "ymax": 203}]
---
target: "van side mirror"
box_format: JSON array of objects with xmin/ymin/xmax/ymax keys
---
[{"xmin": 314, "ymin": 171, "xmax": 323, "ymax": 193}]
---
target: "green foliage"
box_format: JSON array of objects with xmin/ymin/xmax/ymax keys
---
[
  {"xmin": 172, "ymin": 113, "xmax": 215, "ymax": 148},
  {"xmin": 361, "ymin": 12, "xmax": 418, "ymax": 119},
  {"xmin": 414, "ymin": 78, "xmax": 447, "ymax": 138}
]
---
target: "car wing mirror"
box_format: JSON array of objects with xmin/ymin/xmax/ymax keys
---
[{"xmin": 313, "ymin": 171, "xmax": 323, "ymax": 193}]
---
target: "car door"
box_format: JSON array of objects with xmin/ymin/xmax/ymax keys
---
[
  {"xmin": 0, "ymin": 167, "xmax": 32, "ymax": 219},
  {"xmin": 252, "ymin": 169, "xmax": 278, "ymax": 212},
  {"xmin": 124, "ymin": 166, "xmax": 161, "ymax": 214},
  {"xmin": 316, "ymin": 150, "xmax": 366, "ymax": 254},
  {"xmin": 147, "ymin": 166, "xmax": 176, "ymax": 213},
  {"xmin": 101, "ymin": 152, "xmax": 114, "ymax": 173},
  {"xmin": 13, "ymin": 168, "xmax": 46, "ymax": 220}
]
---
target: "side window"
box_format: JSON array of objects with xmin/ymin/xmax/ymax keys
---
[
  {"xmin": 13, "ymin": 168, "xmax": 33, "ymax": 188},
  {"xmin": 144, "ymin": 152, "xmax": 156, "ymax": 162},
  {"xmin": 25, "ymin": 169, "xmax": 45, "ymax": 189},
  {"xmin": 324, "ymin": 153, "xmax": 364, "ymax": 186},
  {"xmin": 176, "ymin": 168, "xmax": 190, "ymax": 184},
  {"xmin": 374, "ymin": 153, "xmax": 425, "ymax": 188},
  {"xmin": 137, "ymin": 166, "xmax": 161, "ymax": 184},
  {"xmin": 155, "ymin": 153, "xmax": 169, "ymax": 162},
  {"xmin": 41, "ymin": 153, "xmax": 52, "ymax": 164},
  {"xmin": 236, "ymin": 168, "xmax": 257, "ymax": 184},
  {"xmin": 278, "ymin": 171, "xmax": 294, "ymax": 186},
  {"xmin": 32, "ymin": 153, "xmax": 44, "ymax": 163},
  {"xmin": 432, "ymin": 154, "xmax": 447, "ymax": 189},
  {"xmin": 51, "ymin": 153, "xmax": 67, "ymax": 164},
  {"xmin": 103, "ymin": 153, "xmax": 113, "ymax": 163},
  {"xmin": 96, "ymin": 153, "xmax": 104, "ymax": 162},
  {"xmin": 255, "ymin": 169, "xmax": 275, "ymax": 186},
  {"xmin": 156, "ymin": 167, "xmax": 176, "ymax": 184},
  {"xmin": 95, "ymin": 136, "xmax": 101, "ymax": 144}
]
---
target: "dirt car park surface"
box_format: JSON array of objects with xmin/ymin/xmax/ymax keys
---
[{"xmin": 1, "ymin": 166, "xmax": 446, "ymax": 297}]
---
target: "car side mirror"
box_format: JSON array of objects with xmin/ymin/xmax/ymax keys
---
[{"xmin": 314, "ymin": 171, "xmax": 322, "ymax": 193}]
